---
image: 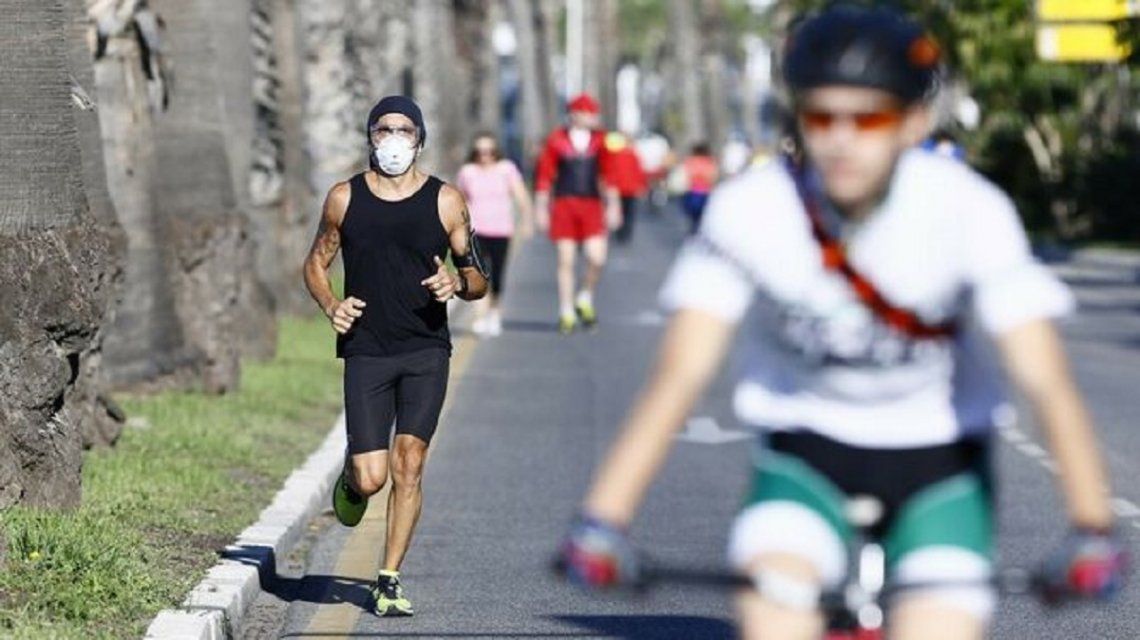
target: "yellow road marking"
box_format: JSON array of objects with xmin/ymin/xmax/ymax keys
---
[{"xmin": 300, "ymin": 333, "xmax": 478, "ymax": 636}]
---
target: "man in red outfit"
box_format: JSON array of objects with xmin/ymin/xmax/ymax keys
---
[
  {"xmin": 604, "ymin": 132, "xmax": 648, "ymax": 246},
  {"xmin": 534, "ymin": 93, "xmax": 621, "ymax": 334}
]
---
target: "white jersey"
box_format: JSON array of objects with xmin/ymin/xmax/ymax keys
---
[{"xmin": 659, "ymin": 150, "xmax": 1073, "ymax": 448}]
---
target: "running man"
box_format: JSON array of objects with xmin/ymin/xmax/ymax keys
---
[
  {"xmin": 303, "ymin": 96, "xmax": 488, "ymax": 617},
  {"xmin": 534, "ymin": 93, "xmax": 621, "ymax": 334},
  {"xmin": 559, "ymin": 7, "xmax": 1126, "ymax": 639}
]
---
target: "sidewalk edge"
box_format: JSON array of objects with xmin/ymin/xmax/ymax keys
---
[{"xmin": 142, "ymin": 413, "xmax": 347, "ymax": 640}]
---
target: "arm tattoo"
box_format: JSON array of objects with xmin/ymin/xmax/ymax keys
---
[{"xmin": 310, "ymin": 216, "xmax": 341, "ymax": 266}]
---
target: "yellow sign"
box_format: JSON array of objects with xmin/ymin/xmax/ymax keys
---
[
  {"xmin": 1038, "ymin": 0, "xmax": 1137, "ymax": 21},
  {"xmin": 1036, "ymin": 23, "xmax": 1130, "ymax": 62}
]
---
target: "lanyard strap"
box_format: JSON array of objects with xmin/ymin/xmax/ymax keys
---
[{"xmin": 785, "ymin": 158, "xmax": 957, "ymax": 340}]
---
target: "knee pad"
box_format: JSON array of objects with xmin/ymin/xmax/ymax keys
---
[
  {"xmin": 891, "ymin": 546, "xmax": 996, "ymax": 621},
  {"xmin": 728, "ymin": 501, "xmax": 848, "ymax": 590}
]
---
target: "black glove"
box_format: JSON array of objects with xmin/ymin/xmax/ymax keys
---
[
  {"xmin": 557, "ymin": 513, "xmax": 642, "ymax": 589},
  {"xmin": 1036, "ymin": 527, "xmax": 1128, "ymax": 604}
]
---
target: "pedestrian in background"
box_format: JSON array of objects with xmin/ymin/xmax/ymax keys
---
[
  {"xmin": 534, "ymin": 93, "xmax": 621, "ymax": 335},
  {"xmin": 456, "ymin": 132, "xmax": 535, "ymax": 337},
  {"xmin": 680, "ymin": 142, "xmax": 719, "ymax": 233},
  {"xmin": 604, "ymin": 132, "xmax": 648, "ymax": 246}
]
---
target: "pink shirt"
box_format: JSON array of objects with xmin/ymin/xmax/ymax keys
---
[{"xmin": 456, "ymin": 160, "xmax": 524, "ymax": 238}]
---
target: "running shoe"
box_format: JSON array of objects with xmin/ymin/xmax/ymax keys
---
[
  {"xmin": 372, "ymin": 570, "xmax": 414, "ymax": 616},
  {"xmin": 575, "ymin": 299, "xmax": 598, "ymax": 330},
  {"xmin": 487, "ymin": 313, "xmax": 503, "ymax": 337},
  {"xmin": 471, "ymin": 317, "xmax": 487, "ymax": 338},
  {"xmin": 332, "ymin": 471, "xmax": 367, "ymax": 527},
  {"xmin": 559, "ymin": 314, "xmax": 577, "ymax": 335}
]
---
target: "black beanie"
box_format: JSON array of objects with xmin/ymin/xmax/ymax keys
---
[{"xmin": 366, "ymin": 95, "xmax": 426, "ymax": 147}]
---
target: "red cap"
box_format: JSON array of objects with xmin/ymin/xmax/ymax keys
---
[{"xmin": 567, "ymin": 93, "xmax": 600, "ymax": 115}]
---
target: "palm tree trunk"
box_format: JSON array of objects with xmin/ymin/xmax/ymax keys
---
[
  {"xmin": 508, "ymin": 0, "xmax": 553, "ymax": 167},
  {"xmin": 250, "ymin": 0, "xmax": 318, "ymax": 315},
  {"xmin": 66, "ymin": 0, "xmax": 127, "ymax": 449},
  {"xmin": 668, "ymin": 0, "xmax": 705, "ymax": 149},
  {"xmin": 149, "ymin": 0, "xmax": 261, "ymax": 393},
  {"xmin": 476, "ymin": 0, "xmax": 503, "ymax": 132},
  {"xmin": 89, "ymin": 0, "xmax": 201, "ymax": 390},
  {"xmin": 298, "ymin": 0, "xmax": 361, "ymax": 192},
  {"xmin": 203, "ymin": 0, "xmax": 278, "ymax": 361},
  {"xmin": 584, "ymin": 0, "xmax": 620, "ymax": 126},
  {"xmin": 412, "ymin": 0, "xmax": 467, "ymax": 175},
  {"xmin": 0, "ymin": 0, "xmax": 119, "ymax": 508},
  {"xmin": 700, "ymin": 0, "xmax": 731, "ymax": 153}
]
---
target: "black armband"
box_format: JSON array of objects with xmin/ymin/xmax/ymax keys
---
[{"xmin": 453, "ymin": 229, "xmax": 492, "ymax": 279}]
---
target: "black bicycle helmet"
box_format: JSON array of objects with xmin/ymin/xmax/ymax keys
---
[{"xmin": 783, "ymin": 4, "xmax": 940, "ymax": 104}]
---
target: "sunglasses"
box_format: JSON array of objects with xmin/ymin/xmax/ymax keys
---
[
  {"xmin": 798, "ymin": 109, "xmax": 903, "ymax": 133},
  {"xmin": 370, "ymin": 125, "xmax": 418, "ymax": 140}
]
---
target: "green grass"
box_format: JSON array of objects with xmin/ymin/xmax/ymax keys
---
[{"xmin": 0, "ymin": 315, "xmax": 342, "ymax": 639}]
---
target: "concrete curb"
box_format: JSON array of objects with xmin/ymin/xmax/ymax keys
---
[{"xmin": 143, "ymin": 413, "xmax": 347, "ymax": 639}]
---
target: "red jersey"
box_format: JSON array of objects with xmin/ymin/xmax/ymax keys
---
[
  {"xmin": 605, "ymin": 143, "xmax": 647, "ymax": 197},
  {"xmin": 534, "ymin": 127, "xmax": 613, "ymax": 198}
]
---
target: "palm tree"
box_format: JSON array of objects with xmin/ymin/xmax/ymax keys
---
[
  {"xmin": 508, "ymin": 0, "xmax": 555, "ymax": 168},
  {"xmin": 66, "ymin": 0, "xmax": 127, "ymax": 449},
  {"xmin": 148, "ymin": 0, "xmax": 266, "ymax": 392},
  {"xmin": 0, "ymin": 0, "xmax": 120, "ymax": 508},
  {"xmin": 201, "ymin": 0, "xmax": 278, "ymax": 361},
  {"xmin": 297, "ymin": 0, "xmax": 361, "ymax": 193},
  {"xmin": 250, "ymin": 0, "xmax": 318, "ymax": 315},
  {"xmin": 88, "ymin": 0, "xmax": 200, "ymax": 391},
  {"xmin": 668, "ymin": 0, "xmax": 706, "ymax": 149}
]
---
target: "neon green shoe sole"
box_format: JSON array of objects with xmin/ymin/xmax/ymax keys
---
[
  {"xmin": 559, "ymin": 315, "xmax": 577, "ymax": 335},
  {"xmin": 372, "ymin": 572, "xmax": 414, "ymax": 617},
  {"xmin": 575, "ymin": 301, "xmax": 597, "ymax": 329},
  {"xmin": 332, "ymin": 472, "xmax": 367, "ymax": 527}
]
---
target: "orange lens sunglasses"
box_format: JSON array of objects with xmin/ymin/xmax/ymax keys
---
[{"xmin": 799, "ymin": 109, "xmax": 903, "ymax": 133}]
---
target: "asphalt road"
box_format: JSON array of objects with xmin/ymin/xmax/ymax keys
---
[{"xmin": 246, "ymin": 206, "xmax": 1139, "ymax": 639}]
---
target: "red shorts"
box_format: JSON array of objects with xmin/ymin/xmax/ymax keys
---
[{"xmin": 549, "ymin": 197, "xmax": 605, "ymax": 242}]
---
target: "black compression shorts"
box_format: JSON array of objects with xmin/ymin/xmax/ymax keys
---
[{"xmin": 343, "ymin": 348, "xmax": 450, "ymax": 454}]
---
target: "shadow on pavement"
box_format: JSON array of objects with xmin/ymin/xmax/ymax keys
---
[
  {"xmin": 549, "ymin": 614, "xmax": 736, "ymax": 639},
  {"xmin": 223, "ymin": 545, "xmax": 373, "ymax": 611},
  {"xmin": 502, "ymin": 319, "xmax": 561, "ymax": 333},
  {"xmin": 281, "ymin": 615, "xmax": 735, "ymax": 638}
]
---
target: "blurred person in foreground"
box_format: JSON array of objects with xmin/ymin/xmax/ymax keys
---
[
  {"xmin": 558, "ymin": 6, "xmax": 1126, "ymax": 639},
  {"xmin": 534, "ymin": 93, "xmax": 621, "ymax": 334},
  {"xmin": 456, "ymin": 132, "xmax": 535, "ymax": 337},
  {"xmin": 303, "ymin": 96, "xmax": 487, "ymax": 617},
  {"xmin": 605, "ymin": 132, "xmax": 648, "ymax": 246},
  {"xmin": 679, "ymin": 141, "xmax": 719, "ymax": 233}
]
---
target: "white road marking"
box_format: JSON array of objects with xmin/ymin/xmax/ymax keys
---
[
  {"xmin": 1004, "ymin": 422, "xmax": 1140, "ymax": 528},
  {"xmin": 633, "ymin": 310, "xmax": 666, "ymax": 327},
  {"xmin": 1111, "ymin": 498, "xmax": 1140, "ymax": 519},
  {"xmin": 999, "ymin": 428, "xmax": 1026, "ymax": 444},
  {"xmin": 676, "ymin": 416, "xmax": 751, "ymax": 445}
]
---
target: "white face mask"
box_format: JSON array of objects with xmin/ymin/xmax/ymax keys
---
[{"xmin": 373, "ymin": 137, "xmax": 417, "ymax": 176}]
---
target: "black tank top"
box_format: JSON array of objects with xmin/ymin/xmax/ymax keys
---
[{"xmin": 336, "ymin": 173, "xmax": 451, "ymax": 358}]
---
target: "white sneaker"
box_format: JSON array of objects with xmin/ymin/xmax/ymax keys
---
[
  {"xmin": 487, "ymin": 314, "xmax": 503, "ymax": 337},
  {"xmin": 471, "ymin": 317, "xmax": 489, "ymax": 337}
]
